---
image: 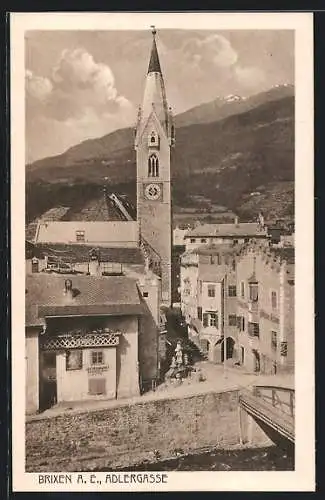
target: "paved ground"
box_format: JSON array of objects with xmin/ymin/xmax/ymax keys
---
[{"xmin": 27, "ymin": 361, "xmax": 293, "ymax": 422}]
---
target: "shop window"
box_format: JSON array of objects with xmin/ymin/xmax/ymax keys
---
[
  {"xmin": 228, "ymin": 285, "xmax": 237, "ymax": 297},
  {"xmin": 66, "ymin": 350, "xmax": 83, "ymax": 371},
  {"xmin": 76, "ymin": 230, "xmax": 85, "ymax": 242},
  {"xmin": 88, "ymin": 378, "xmax": 106, "ymax": 395},
  {"xmin": 207, "ymin": 285, "xmax": 216, "ymax": 297},
  {"xmin": 91, "ymin": 350, "xmax": 104, "ymax": 365},
  {"xmin": 229, "ymin": 315, "xmax": 237, "ymax": 327}
]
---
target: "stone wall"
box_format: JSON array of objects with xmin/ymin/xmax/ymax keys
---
[{"xmin": 26, "ymin": 390, "xmax": 243, "ymax": 472}]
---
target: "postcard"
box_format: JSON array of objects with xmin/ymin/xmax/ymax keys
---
[{"xmin": 10, "ymin": 11, "xmax": 314, "ymax": 492}]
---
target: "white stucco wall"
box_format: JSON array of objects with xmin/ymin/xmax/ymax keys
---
[
  {"xmin": 26, "ymin": 330, "xmax": 39, "ymax": 414},
  {"xmin": 56, "ymin": 347, "xmax": 117, "ymax": 402},
  {"xmin": 35, "ymin": 221, "xmax": 139, "ymax": 247}
]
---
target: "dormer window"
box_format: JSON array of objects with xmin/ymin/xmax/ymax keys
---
[
  {"xmin": 76, "ymin": 230, "xmax": 85, "ymax": 242},
  {"xmin": 148, "ymin": 154, "xmax": 159, "ymax": 177}
]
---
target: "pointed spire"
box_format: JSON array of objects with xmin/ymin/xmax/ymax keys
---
[{"xmin": 148, "ymin": 26, "xmax": 162, "ymax": 74}]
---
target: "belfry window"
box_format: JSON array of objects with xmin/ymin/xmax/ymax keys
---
[{"xmin": 148, "ymin": 154, "xmax": 159, "ymax": 177}]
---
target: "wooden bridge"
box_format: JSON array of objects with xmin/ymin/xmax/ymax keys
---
[{"xmin": 239, "ymin": 385, "xmax": 295, "ymax": 448}]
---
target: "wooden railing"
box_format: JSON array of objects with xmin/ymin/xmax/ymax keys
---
[
  {"xmin": 253, "ymin": 385, "xmax": 295, "ymax": 418},
  {"xmin": 239, "ymin": 387, "xmax": 295, "ymax": 443}
]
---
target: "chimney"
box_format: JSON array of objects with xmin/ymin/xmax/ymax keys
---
[
  {"xmin": 89, "ymin": 248, "xmax": 101, "ymax": 276},
  {"xmin": 64, "ymin": 279, "xmax": 74, "ymax": 301}
]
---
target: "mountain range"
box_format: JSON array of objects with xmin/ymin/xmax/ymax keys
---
[{"xmin": 26, "ymin": 84, "xmax": 294, "ymax": 224}]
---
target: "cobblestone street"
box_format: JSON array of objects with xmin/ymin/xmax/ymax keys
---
[{"xmin": 27, "ymin": 359, "xmax": 293, "ymax": 422}]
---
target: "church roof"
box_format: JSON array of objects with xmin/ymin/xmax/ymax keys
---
[{"xmin": 148, "ymin": 36, "xmax": 162, "ymax": 74}]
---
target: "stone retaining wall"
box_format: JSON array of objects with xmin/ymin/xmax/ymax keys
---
[{"xmin": 26, "ymin": 390, "xmax": 242, "ymax": 472}]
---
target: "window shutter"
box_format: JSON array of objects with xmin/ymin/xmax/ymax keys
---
[
  {"xmin": 197, "ymin": 307, "xmax": 202, "ymax": 320},
  {"xmin": 203, "ymin": 313, "xmax": 209, "ymax": 327},
  {"xmin": 280, "ymin": 341, "xmax": 288, "ymax": 357},
  {"xmin": 88, "ymin": 378, "xmax": 106, "ymax": 395}
]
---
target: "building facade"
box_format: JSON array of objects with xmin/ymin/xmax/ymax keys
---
[
  {"xmin": 33, "ymin": 220, "xmax": 139, "ymax": 248},
  {"xmin": 25, "ymin": 273, "xmax": 160, "ymax": 414},
  {"xmin": 135, "ymin": 28, "xmax": 175, "ymax": 305},
  {"xmin": 236, "ymin": 243, "xmax": 294, "ymax": 374},
  {"xmin": 180, "ymin": 244, "xmax": 240, "ymax": 362},
  {"xmin": 180, "ymin": 240, "xmax": 294, "ymax": 374},
  {"xmin": 183, "ymin": 220, "xmax": 269, "ymax": 251}
]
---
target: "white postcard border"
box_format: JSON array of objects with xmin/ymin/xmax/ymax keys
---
[{"xmin": 10, "ymin": 11, "xmax": 314, "ymax": 492}]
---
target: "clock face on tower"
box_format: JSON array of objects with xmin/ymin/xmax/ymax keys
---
[{"xmin": 144, "ymin": 183, "xmax": 161, "ymax": 201}]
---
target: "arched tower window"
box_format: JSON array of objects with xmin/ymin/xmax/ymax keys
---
[{"xmin": 148, "ymin": 154, "xmax": 159, "ymax": 177}]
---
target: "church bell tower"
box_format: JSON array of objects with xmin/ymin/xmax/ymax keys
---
[{"xmin": 135, "ymin": 28, "xmax": 175, "ymax": 305}]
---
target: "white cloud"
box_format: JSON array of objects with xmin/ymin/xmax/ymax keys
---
[
  {"xmin": 26, "ymin": 48, "xmax": 136, "ymax": 162},
  {"xmin": 25, "ymin": 70, "xmax": 53, "ymax": 101},
  {"xmin": 181, "ymin": 34, "xmax": 238, "ymax": 69},
  {"xmin": 234, "ymin": 65, "xmax": 266, "ymax": 90}
]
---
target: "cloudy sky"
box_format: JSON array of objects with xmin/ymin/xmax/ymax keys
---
[{"xmin": 25, "ymin": 29, "xmax": 294, "ymax": 163}]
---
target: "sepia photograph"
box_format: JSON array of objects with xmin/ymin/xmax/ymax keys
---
[{"xmin": 10, "ymin": 12, "xmax": 314, "ymax": 492}]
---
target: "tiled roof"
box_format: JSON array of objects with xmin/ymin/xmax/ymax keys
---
[
  {"xmin": 185, "ymin": 223, "xmax": 268, "ymax": 238},
  {"xmin": 27, "ymin": 242, "xmax": 145, "ymax": 265},
  {"xmin": 26, "ymin": 273, "xmax": 143, "ymax": 326},
  {"xmin": 61, "ymin": 193, "xmax": 125, "ymax": 222},
  {"xmin": 148, "ymin": 36, "xmax": 162, "ymax": 74}
]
